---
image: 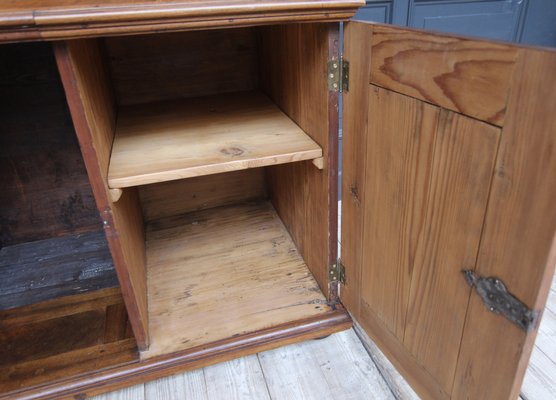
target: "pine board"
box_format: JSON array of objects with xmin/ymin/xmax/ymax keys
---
[
  {"xmin": 142, "ymin": 201, "xmax": 331, "ymax": 359},
  {"xmin": 108, "ymin": 91, "xmax": 322, "ymax": 188}
]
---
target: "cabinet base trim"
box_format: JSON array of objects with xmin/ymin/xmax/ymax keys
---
[{"xmin": 2, "ymin": 307, "xmax": 351, "ymax": 400}]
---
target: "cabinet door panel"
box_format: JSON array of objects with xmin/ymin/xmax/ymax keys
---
[{"xmin": 342, "ymin": 22, "xmax": 556, "ymax": 399}]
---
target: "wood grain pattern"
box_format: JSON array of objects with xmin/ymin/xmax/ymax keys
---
[
  {"xmin": 0, "ymin": 288, "xmax": 137, "ymax": 396},
  {"xmin": 259, "ymin": 23, "xmax": 339, "ymax": 296},
  {"xmin": 0, "ymin": 42, "xmax": 101, "ymax": 246},
  {"xmin": 343, "ymin": 22, "xmax": 556, "ymax": 400},
  {"xmin": 204, "ymin": 355, "xmax": 270, "ymax": 400},
  {"xmin": 1, "ymin": 308, "xmax": 350, "ymax": 400},
  {"xmin": 54, "ymin": 39, "xmax": 149, "ymax": 349},
  {"xmin": 105, "ymin": 29, "xmax": 258, "ymax": 106},
  {"xmin": 0, "ymin": 0, "xmax": 362, "ymax": 42},
  {"xmin": 139, "ymin": 169, "xmax": 267, "ymax": 223},
  {"xmin": 452, "ymin": 48, "xmax": 556, "ymax": 400},
  {"xmin": 143, "ymin": 201, "xmax": 331, "ymax": 359},
  {"xmin": 0, "ymin": 231, "xmax": 117, "ymax": 310},
  {"xmin": 369, "ymin": 24, "xmax": 518, "ymax": 126},
  {"xmin": 358, "ymin": 85, "xmax": 499, "ymax": 394},
  {"xmin": 108, "ymin": 91, "xmax": 322, "ymax": 189},
  {"xmin": 340, "ymin": 21, "xmax": 373, "ymax": 316}
]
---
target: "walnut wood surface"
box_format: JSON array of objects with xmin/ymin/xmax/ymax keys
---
[
  {"xmin": 143, "ymin": 201, "xmax": 332, "ymax": 359},
  {"xmin": 0, "ymin": 0, "xmax": 363, "ymax": 42},
  {"xmin": 259, "ymin": 23, "xmax": 339, "ymax": 296},
  {"xmin": 108, "ymin": 91, "xmax": 322, "ymax": 189},
  {"xmin": 343, "ymin": 22, "xmax": 556, "ymax": 399},
  {"xmin": 54, "ymin": 39, "xmax": 149, "ymax": 349}
]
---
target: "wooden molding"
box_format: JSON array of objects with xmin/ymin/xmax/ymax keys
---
[
  {"xmin": 0, "ymin": 0, "xmax": 363, "ymax": 42},
  {"xmin": 1, "ymin": 308, "xmax": 351, "ymax": 400}
]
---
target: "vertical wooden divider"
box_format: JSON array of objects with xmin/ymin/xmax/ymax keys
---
[
  {"xmin": 54, "ymin": 39, "xmax": 149, "ymax": 350},
  {"xmin": 259, "ymin": 23, "xmax": 340, "ymax": 298}
]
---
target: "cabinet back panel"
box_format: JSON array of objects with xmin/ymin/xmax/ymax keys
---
[
  {"xmin": 105, "ymin": 28, "xmax": 259, "ymax": 106},
  {"xmin": 139, "ymin": 168, "xmax": 267, "ymax": 222},
  {"xmin": 0, "ymin": 43, "xmax": 101, "ymax": 247}
]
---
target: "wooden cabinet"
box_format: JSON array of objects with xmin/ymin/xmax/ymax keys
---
[{"xmin": 1, "ymin": 2, "xmax": 555, "ymax": 399}]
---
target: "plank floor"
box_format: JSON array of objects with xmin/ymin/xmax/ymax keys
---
[
  {"xmin": 92, "ymin": 329, "xmax": 395, "ymax": 400},
  {"xmin": 90, "ymin": 275, "xmax": 556, "ymax": 400}
]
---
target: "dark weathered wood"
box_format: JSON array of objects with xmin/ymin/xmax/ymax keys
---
[
  {"xmin": 0, "ymin": 0, "xmax": 362, "ymax": 43},
  {"xmin": 105, "ymin": 28, "xmax": 259, "ymax": 106},
  {"xmin": 0, "ymin": 42, "xmax": 102, "ymax": 247},
  {"xmin": 0, "ymin": 307, "xmax": 350, "ymax": 400},
  {"xmin": 259, "ymin": 23, "xmax": 339, "ymax": 296},
  {"xmin": 0, "ymin": 288, "xmax": 138, "ymax": 396},
  {"xmin": 54, "ymin": 39, "xmax": 149, "ymax": 349},
  {"xmin": 0, "ymin": 231, "xmax": 117, "ymax": 310}
]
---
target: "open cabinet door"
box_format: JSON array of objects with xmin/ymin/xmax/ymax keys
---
[{"xmin": 341, "ymin": 22, "xmax": 556, "ymax": 399}]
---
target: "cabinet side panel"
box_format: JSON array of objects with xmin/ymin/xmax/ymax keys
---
[
  {"xmin": 54, "ymin": 40, "xmax": 149, "ymax": 349},
  {"xmin": 259, "ymin": 23, "xmax": 339, "ymax": 296},
  {"xmin": 453, "ymin": 48, "xmax": 556, "ymax": 400}
]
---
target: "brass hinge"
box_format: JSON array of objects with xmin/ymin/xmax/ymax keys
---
[
  {"xmin": 463, "ymin": 270, "xmax": 538, "ymax": 332},
  {"xmin": 327, "ymin": 58, "xmax": 349, "ymax": 92},
  {"xmin": 329, "ymin": 259, "xmax": 346, "ymax": 284}
]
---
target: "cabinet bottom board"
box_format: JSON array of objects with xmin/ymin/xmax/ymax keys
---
[{"xmin": 143, "ymin": 201, "xmax": 333, "ymax": 359}]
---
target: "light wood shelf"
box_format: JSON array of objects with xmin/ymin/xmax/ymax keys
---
[
  {"xmin": 108, "ymin": 91, "xmax": 323, "ymax": 189},
  {"xmin": 141, "ymin": 201, "xmax": 331, "ymax": 359}
]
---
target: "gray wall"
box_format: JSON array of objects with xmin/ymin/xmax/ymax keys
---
[{"xmin": 353, "ymin": 0, "xmax": 556, "ymax": 48}]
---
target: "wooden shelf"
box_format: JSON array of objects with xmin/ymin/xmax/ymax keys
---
[
  {"xmin": 108, "ymin": 91, "xmax": 322, "ymax": 189},
  {"xmin": 142, "ymin": 201, "xmax": 331, "ymax": 359}
]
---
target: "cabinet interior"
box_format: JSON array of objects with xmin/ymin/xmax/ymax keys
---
[
  {"xmin": 58, "ymin": 24, "xmax": 338, "ymax": 357},
  {"xmin": 0, "ymin": 42, "xmax": 137, "ymax": 392}
]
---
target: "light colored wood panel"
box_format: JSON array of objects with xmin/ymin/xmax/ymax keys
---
[
  {"xmin": 310, "ymin": 329, "xmax": 395, "ymax": 399},
  {"xmin": 0, "ymin": 0, "xmax": 363, "ymax": 42},
  {"xmin": 453, "ymin": 49, "xmax": 556, "ymax": 400},
  {"xmin": 108, "ymin": 91, "xmax": 322, "ymax": 189},
  {"xmin": 204, "ymin": 355, "xmax": 270, "ymax": 400},
  {"xmin": 522, "ymin": 306, "xmax": 556, "ymax": 399},
  {"xmin": 139, "ymin": 169, "xmax": 266, "ymax": 222},
  {"xmin": 105, "ymin": 29, "xmax": 258, "ymax": 106},
  {"xmin": 340, "ymin": 20, "xmax": 374, "ymax": 318},
  {"xmin": 144, "ymin": 369, "xmax": 208, "ymax": 400},
  {"xmin": 361, "ymin": 86, "xmax": 439, "ymax": 339},
  {"xmin": 258, "ymin": 340, "xmax": 335, "ymax": 400},
  {"xmin": 60, "ymin": 39, "xmax": 115, "ymax": 180},
  {"xmin": 54, "ymin": 40, "xmax": 149, "ymax": 349},
  {"xmin": 358, "ymin": 303, "xmax": 449, "ymax": 400},
  {"xmin": 353, "ymin": 322, "xmax": 419, "ymax": 400},
  {"xmin": 92, "ymin": 383, "xmax": 145, "ymax": 400},
  {"xmin": 402, "ymin": 110, "xmax": 500, "ymax": 392},
  {"xmin": 521, "ymin": 347, "xmax": 556, "ymax": 400},
  {"xmin": 260, "ymin": 23, "xmax": 338, "ymax": 296},
  {"xmin": 368, "ymin": 23, "xmax": 518, "ymax": 125},
  {"xmin": 142, "ymin": 201, "xmax": 331, "ymax": 359},
  {"xmin": 547, "ymin": 286, "xmax": 556, "ymax": 314}
]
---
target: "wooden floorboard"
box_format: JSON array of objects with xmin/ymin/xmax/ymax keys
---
[{"xmin": 92, "ymin": 329, "xmax": 393, "ymax": 400}]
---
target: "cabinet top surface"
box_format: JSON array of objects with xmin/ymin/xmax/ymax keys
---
[{"xmin": 0, "ymin": 0, "xmax": 363, "ymax": 42}]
